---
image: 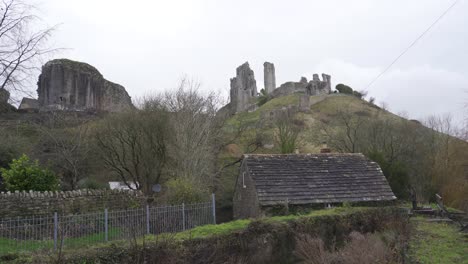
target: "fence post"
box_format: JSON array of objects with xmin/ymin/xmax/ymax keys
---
[
  {"xmin": 211, "ymin": 193, "xmax": 216, "ymax": 225},
  {"xmin": 53, "ymin": 212, "xmax": 58, "ymax": 251},
  {"xmin": 146, "ymin": 205, "xmax": 150, "ymax": 235},
  {"xmin": 182, "ymin": 203, "xmax": 185, "ymax": 231},
  {"xmin": 104, "ymin": 208, "xmax": 108, "ymax": 242}
]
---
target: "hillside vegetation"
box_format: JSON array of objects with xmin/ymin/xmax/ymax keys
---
[
  {"xmin": 218, "ymin": 93, "xmax": 468, "ymax": 212},
  {"xmin": 1, "ymin": 92, "xmax": 466, "ymax": 214}
]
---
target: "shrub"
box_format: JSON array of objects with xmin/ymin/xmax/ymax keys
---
[
  {"xmin": 339, "ymin": 231, "xmax": 392, "ymax": 264},
  {"xmin": 335, "ymin": 84, "xmax": 353, "ymax": 95},
  {"xmin": 78, "ymin": 178, "xmax": 108, "ymax": 189},
  {"xmin": 257, "ymin": 89, "xmax": 268, "ymax": 106},
  {"xmin": 294, "ymin": 232, "xmax": 393, "ymax": 264},
  {"xmin": 275, "ymin": 112, "xmax": 301, "ymax": 154},
  {"xmin": 294, "ymin": 234, "xmax": 333, "ymax": 264},
  {"xmin": 352, "ymin": 90, "xmax": 363, "ymax": 98},
  {"xmin": 0, "ymin": 154, "xmax": 59, "ymax": 191},
  {"xmin": 165, "ymin": 178, "xmax": 209, "ymax": 204}
]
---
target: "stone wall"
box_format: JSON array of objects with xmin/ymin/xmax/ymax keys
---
[
  {"xmin": 271, "ymin": 74, "xmax": 331, "ymax": 98},
  {"xmin": 233, "ymin": 161, "xmax": 261, "ymax": 219},
  {"xmin": 226, "ymin": 61, "xmax": 331, "ymax": 114},
  {"xmin": 263, "ymin": 62, "xmax": 276, "ymax": 94},
  {"xmin": 229, "ymin": 62, "xmax": 258, "ymax": 113},
  {"xmin": 0, "ymin": 189, "xmax": 145, "ymax": 218},
  {"xmin": 0, "ymin": 88, "xmax": 9, "ymax": 104}
]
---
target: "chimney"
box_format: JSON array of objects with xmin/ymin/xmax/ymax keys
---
[{"xmin": 320, "ymin": 142, "xmax": 331, "ymax": 153}]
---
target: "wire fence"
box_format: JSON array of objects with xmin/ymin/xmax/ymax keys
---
[{"xmin": 0, "ymin": 194, "xmax": 216, "ymax": 254}]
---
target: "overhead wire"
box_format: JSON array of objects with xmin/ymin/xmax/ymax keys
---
[{"xmin": 365, "ymin": 0, "xmax": 460, "ymax": 89}]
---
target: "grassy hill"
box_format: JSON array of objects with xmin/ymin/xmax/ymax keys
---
[{"xmin": 217, "ymin": 93, "xmax": 468, "ymax": 214}]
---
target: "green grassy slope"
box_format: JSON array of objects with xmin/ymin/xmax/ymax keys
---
[
  {"xmin": 217, "ymin": 93, "xmax": 468, "ymax": 212},
  {"xmin": 408, "ymin": 217, "xmax": 468, "ymax": 263}
]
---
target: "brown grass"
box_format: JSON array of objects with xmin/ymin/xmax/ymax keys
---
[{"xmin": 295, "ymin": 231, "xmax": 394, "ymax": 264}]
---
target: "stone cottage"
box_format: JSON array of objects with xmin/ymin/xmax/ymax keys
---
[{"xmin": 233, "ymin": 153, "xmax": 396, "ymax": 219}]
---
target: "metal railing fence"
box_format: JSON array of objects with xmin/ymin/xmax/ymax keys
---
[{"xmin": 0, "ymin": 194, "xmax": 216, "ymax": 253}]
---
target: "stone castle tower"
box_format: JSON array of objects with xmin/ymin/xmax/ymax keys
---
[
  {"xmin": 35, "ymin": 59, "xmax": 133, "ymax": 112},
  {"xmin": 263, "ymin": 62, "xmax": 276, "ymax": 94},
  {"xmin": 229, "ymin": 62, "xmax": 258, "ymax": 113},
  {"xmin": 227, "ymin": 61, "xmax": 331, "ymax": 114}
]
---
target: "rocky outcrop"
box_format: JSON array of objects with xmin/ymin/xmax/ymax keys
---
[
  {"xmin": 37, "ymin": 59, "xmax": 133, "ymax": 112},
  {"xmin": 229, "ymin": 62, "xmax": 258, "ymax": 113},
  {"xmin": 263, "ymin": 62, "xmax": 276, "ymax": 94}
]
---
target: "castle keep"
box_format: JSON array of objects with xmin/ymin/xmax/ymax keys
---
[
  {"xmin": 228, "ymin": 61, "xmax": 331, "ymax": 113},
  {"xmin": 19, "ymin": 59, "xmax": 133, "ymax": 112}
]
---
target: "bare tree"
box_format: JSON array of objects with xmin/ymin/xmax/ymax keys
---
[
  {"xmin": 36, "ymin": 112, "xmax": 91, "ymax": 190},
  {"xmin": 96, "ymin": 110, "xmax": 169, "ymax": 195},
  {"xmin": 0, "ymin": 0, "xmax": 57, "ymax": 98},
  {"xmin": 275, "ymin": 111, "xmax": 301, "ymax": 154},
  {"xmin": 151, "ymin": 79, "xmax": 223, "ymax": 186},
  {"xmin": 322, "ymin": 109, "xmax": 365, "ymax": 153}
]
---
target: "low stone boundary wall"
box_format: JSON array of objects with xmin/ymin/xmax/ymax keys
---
[{"xmin": 0, "ymin": 189, "xmax": 145, "ymax": 218}]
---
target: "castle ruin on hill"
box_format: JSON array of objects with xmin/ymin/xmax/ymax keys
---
[
  {"xmin": 18, "ymin": 59, "xmax": 133, "ymax": 112},
  {"xmin": 227, "ymin": 62, "xmax": 331, "ymax": 114}
]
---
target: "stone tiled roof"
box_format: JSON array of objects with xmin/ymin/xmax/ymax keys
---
[{"xmin": 243, "ymin": 153, "xmax": 396, "ymax": 206}]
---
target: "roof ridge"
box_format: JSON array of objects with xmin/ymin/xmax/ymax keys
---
[{"xmin": 244, "ymin": 153, "xmax": 364, "ymax": 157}]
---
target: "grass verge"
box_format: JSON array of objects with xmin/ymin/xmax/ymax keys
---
[{"xmin": 408, "ymin": 217, "xmax": 468, "ymax": 264}]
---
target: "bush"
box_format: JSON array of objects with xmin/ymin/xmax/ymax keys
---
[
  {"xmin": 78, "ymin": 178, "xmax": 108, "ymax": 189},
  {"xmin": 352, "ymin": 90, "xmax": 363, "ymax": 98},
  {"xmin": 335, "ymin": 84, "xmax": 353, "ymax": 95},
  {"xmin": 367, "ymin": 151, "xmax": 409, "ymax": 199},
  {"xmin": 0, "ymin": 154, "xmax": 59, "ymax": 191},
  {"xmin": 257, "ymin": 89, "xmax": 268, "ymax": 106},
  {"xmin": 165, "ymin": 178, "xmax": 209, "ymax": 204},
  {"xmin": 295, "ymin": 232, "xmax": 393, "ymax": 264}
]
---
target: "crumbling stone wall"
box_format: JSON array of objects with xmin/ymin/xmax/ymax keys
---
[
  {"xmin": 0, "ymin": 189, "xmax": 145, "ymax": 218},
  {"xmin": 271, "ymin": 74, "xmax": 331, "ymax": 98},
  {"xmin": 229, "ymin": 62, "xmax": 258, "ymax": 113},
  {"xmin": 263, "ymin": 62, "xmax": 276, "ymax": 94},
  {"xmin": 0, "ymin": 88, "xmax": 15, "ymax": 112},
  {"xmin": 226, "ymin": 61, "xmax": 330, "ymax": 114},
  {"xmin": 37, "ymin": 59, "xmax": 133, "ymax": 112},
  {"xmin": 0, "ymin": 88, "xmax": 9, "ymax": 104}
]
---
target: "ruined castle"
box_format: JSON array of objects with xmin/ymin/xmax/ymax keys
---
[
  {"xmin": 18, "ymin": 59, "xmax": 133, "ymax": 112},
  {"xmin": 227, "ymin": 62, "xmax": 331, "ymax": 114}
]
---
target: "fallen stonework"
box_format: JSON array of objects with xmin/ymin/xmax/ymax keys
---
[
  {"xmin": 36, "ymin": 59, "xmax": 133, "ymax": 112},
  {"xmin": 0, "ymin": 88, "xmax": 9, "ymax": 104},
  {"xmin": 270, "ymin": 73, "xmax": 331, "ymax": 98},
  {"xmin": 0, "ymin": 88, "xmax": 15, "ymax": 112},
  {"xmin": 226, "ymin": 61, "xmax": 331, "ymax": 114}
]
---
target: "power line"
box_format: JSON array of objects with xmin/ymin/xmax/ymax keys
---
[{"xmin": 365, "ymin": 0, "xmax": 460, "ymax": 89}]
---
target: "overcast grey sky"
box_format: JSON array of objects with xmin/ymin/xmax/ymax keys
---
[{"xmin": 37, "ymin": 0, "xmax": 467, "ymax": 124}]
